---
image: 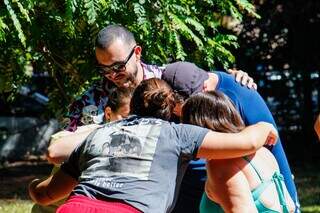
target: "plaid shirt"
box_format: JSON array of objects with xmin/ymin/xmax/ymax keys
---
[{"xmin": 65, "ymin": 62, "xmax": 164, "ymax": 131}]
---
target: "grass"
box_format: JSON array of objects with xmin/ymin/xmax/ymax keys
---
[
  {"xmin": 0, "ymin": 200, "xmax": 32, "ymax": 213},
  {"xmin": 0, "ymin": 161, "xmax": 319, "ymax": 213},
  {"xmin": 295, "ymin": 162, "xmax": 320, "ymax": 213}
]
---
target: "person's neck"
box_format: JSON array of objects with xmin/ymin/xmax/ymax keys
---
[{"xmin": 136, "ymin": 62, "xmax": 144, "ymax": 85}]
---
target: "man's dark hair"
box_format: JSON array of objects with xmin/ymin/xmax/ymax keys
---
[{"xmin": 95, "ymin": 24, "xmax": 136, "ymax": 50}]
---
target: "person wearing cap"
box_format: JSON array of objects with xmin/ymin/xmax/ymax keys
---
[
  {"xmin": 64, "ymin": 24, "xmax": 256, "ymax": 132},
  {"xmin": 162, "ymin": 61, "xmax": 300, "ymax": 213}
]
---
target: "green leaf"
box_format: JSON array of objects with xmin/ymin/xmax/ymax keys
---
[
  {"xmin": 4, "ymin": 0, "xmax": 26, "ymax": 47},
  {"xmin": 13, "ymin": 0, "xmax": 31, "ymax": 22},
  {"xmin": 236, "ymin": 0, "xmax": 260, "ymax": 18},
  {"xmin": 185, "ymin": 17, "xmax": 205, "ymax": 37},
  {"xmin": 84, "ymin": 0, "xmax": 98, "ymax": 24},
  {"xmin": 0, "ymin": 17, "xmax": 9, "ymax": 42},
  {"xmin": 170, "ymin": 13, "xmax": 204, "ymax": 48},
  {"xmin": 173, "ymin": 31, "xmax": 186, "ymax": 60}
]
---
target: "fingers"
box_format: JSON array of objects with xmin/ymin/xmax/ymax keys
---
[
  {"xmin": 227, "ymin": 68, "xmax": 257, "ymax": 90},
  {"xmin": 246, "ymin": 77, "xmax": 258, "ymax": 90},
  {"xmin": 246, "ymin": 78, "xmax": 254, "ymax": 89},
  {"xmin": 265, "ymin": 132, "xmax": 278, "ymax": 146},
  {"xmin": 265, "ymin": 125, "xmax": 278, "ymax": 146},
  {"xmin": 241, "ymin": 72, "xmax": 249, "ymax": 86},
  {"xmin": 227, "ymin": 68, "xmax": 243, "ymax": 83},
  {"xmin": 255, "ymin": 122, "xmax": 278, "ymax": 146}
]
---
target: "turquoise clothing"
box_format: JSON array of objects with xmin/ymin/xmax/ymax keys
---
[{"xmin": 199, "ymin": 157, "xmax": 290, "ymax": 213}]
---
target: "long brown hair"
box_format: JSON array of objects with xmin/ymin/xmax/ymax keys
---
[
  {"xmin": 181, "ymin": 91, "xmax": 245, "ymax": 133},
  {"xmin": 130, "ymin": 78, "xmax": 175, "ymax": 120}
]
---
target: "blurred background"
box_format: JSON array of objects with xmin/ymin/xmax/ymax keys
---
[{"xmin": 0, "ymin": 0, "xmax": 319, "ymax": 212}]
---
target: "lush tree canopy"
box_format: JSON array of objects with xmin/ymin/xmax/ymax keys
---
[{"xmin": 0, "ymin": 0, "xmax": 258, "ymax": 117}]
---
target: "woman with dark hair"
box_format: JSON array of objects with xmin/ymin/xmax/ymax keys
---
[
  {"xmin": 181, "ymin": 91, "xmax": 294, "ymax": 213},
  {"xmin": 29, "ymin": 78, "xmax": 277, "ymax": 213}
]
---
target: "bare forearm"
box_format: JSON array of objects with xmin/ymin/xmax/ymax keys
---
[
  {"xmin": 47, "ymin": 128, "xmax": 96, "ymax": 164},
  {"xmin": 28, "ymin": 177, "xmax": 60, "ymax": 205},
  {"xmin": 197, "ymin": 122, "xmax": 277, "ymax": 159},
  {"xmin": 28, "ymin": 170, "xmax": 77, "ymax": 205}
]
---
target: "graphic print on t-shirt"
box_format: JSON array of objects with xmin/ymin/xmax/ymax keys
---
[{"xmin": 80, "ymin": 119, "xmax": 162, "ymax": 180}]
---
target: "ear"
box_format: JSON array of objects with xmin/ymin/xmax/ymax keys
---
[
  {"xmin": 134, "ymin": 45, "xmax": 142, "ymax": 61},
  {"xmin": 202, "ymin": 80, "xmax": 208, "ymax": 92},
  {"xmin": 104, "ymin": 107, "xmax": 112, "ymax": 122},
  {"xmin": 203, "ymin": 73, "xmax": 218, "ymax": 91}
]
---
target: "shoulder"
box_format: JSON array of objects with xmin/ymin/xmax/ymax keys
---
[
  {"xmin": 170, "ymin": 123, "xmax": 209, "ymax": 140},
  {"xmin": 106, "ymin": 116, "xmax": 166, "ymax": 131},
  {"xmin": 142, "ymin": 62, "xmax": 164, "ymax": 79},
  {"xmin": 216, "ymin": 71, "xmax": 248, "ymax": 91},
  {"xmin": 216, "ymin": 71, "xmax": 261, "ymax": 102}
]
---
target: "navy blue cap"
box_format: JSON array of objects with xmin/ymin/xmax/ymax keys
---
[{"xmin": 162, "ymin": 62, "xmax": 209, "ymax": 97}]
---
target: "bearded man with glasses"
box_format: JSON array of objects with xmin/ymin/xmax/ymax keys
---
[
  {"xmin": 65, "ymin": 25, "xmax": 168, "ymax": 131},
  {"xmin": 96, "ymin": 45, "xmax": 138, "ymax": 88}
]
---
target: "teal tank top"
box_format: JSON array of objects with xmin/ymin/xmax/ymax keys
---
[{"xmin": 199, "ymin": 157, "xmax": 290, "ymax": 213}]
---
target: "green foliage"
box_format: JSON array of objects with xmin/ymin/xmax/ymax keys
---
[
  {"xmin": 0, "ymin": 0, "xmax": 258, "ymax": 118},
  {"xmin": 0, "ymin": 17, "xmax": 8, "ymax": 42},
  {"xmin": 3, "ymin": 0, "xmax": 26, "ymax": 47}
]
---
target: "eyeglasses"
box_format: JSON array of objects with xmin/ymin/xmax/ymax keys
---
[{"xmin": 97, "ymin": 46, "xmax": 137, "ymax": 76}]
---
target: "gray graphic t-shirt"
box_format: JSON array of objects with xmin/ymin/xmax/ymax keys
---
[{"xmin": 61, "ymin": 115, "xmax": 209, "ymax": 213}]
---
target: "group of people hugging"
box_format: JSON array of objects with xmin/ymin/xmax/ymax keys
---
[{"xmin": 28, "ymin": 25, "xmax": 300, "ymax": 213}]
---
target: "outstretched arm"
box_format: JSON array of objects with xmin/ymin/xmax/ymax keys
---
[
  {"xmin": 197, "ymin": 122, "xmax": 277, "ymax": 159},
  {"xmin": 46, "ymin": 125, "xmax": 99, "ymax": 164}
]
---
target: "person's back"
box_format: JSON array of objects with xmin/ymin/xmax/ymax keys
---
[
  {"xmin": 182, "ymin": 91, "xmax": 294, "ymax": 212},
  {"xmin": 205, "ymin": 147, "xmax": 294, "ymax": 212},
  {"xmin": 62, "ymin": 115, "xmax": 208, "ymax": 213},
  {"xmin": 243, "ymin": 148, "xmax": 293, "ymax": 212}
]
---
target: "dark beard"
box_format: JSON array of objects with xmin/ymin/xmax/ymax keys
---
[
  {"xmin": 104, "ymin": 64, "xmax": 139, "ymax": 90},
  {"xmin": 124, "ymin": 64, "xmax": 139, "ymax": 88}
]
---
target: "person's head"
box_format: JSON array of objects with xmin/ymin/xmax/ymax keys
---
[
  {"xmin": 95, "ymin": 25, "xmax": 143, "ymax": 88},
  {"xmin": 162, "ymin": 62, "xmax": 217, "ymax": 117},
  {"xmin": 181, "ymin": 91, "xmax": 245, "ymax": 133},
  {"xmin": 130, "ymin": 78, "xmax": 175, "ymax": 121},
  {"xmin": 104, "ymin": 88, "xmax": 133, "ymax": 122}
]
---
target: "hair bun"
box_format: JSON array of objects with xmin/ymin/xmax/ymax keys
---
[
  {"xmin": 130, "ymin": 78, "xmax": 176, "ymax": 120},
  {"xmin": 144, "ymin": 88, "xmax": 171, "ymax": 109}
]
